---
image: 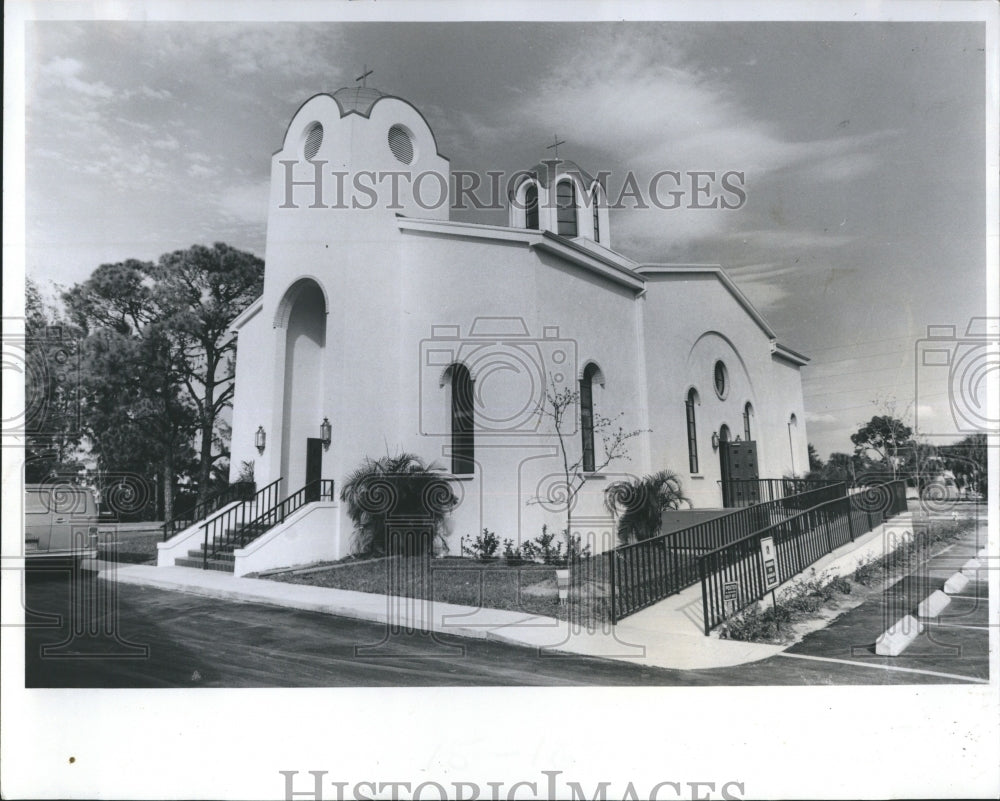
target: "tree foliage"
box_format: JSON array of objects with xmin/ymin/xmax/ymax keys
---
[
  {"xmin": 849, "ymin": 415, "xmax": 914, "ymax": 478},
  {"xmin": 24, "ymin": 280, "xmax": 86, "ymax": 482},
  {"xmin": 61, "ymin": 243, "xmax": 263, "ymax": 520},
  {"xmin": 939, "ymin": 433, "xmax": 988, "ymax": 499}
]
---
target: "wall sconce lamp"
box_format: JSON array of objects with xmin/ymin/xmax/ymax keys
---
[
  {"xmin": 711, "ymin": 432, "xmax": 720, "ymax": 450},
  {"xmin": 320, "ymin": 417, "xmax": 332, "ymax": 448},
  {"xmin": 255, "ymin": 426, "xmax": 266, "ymax": 454}
]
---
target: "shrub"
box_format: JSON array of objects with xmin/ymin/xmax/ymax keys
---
[
  {"xmin": 502, "ymin": 538, "xmax": 527, "ymax": 563},
  {"xmin": 520, "ymin": 525, "xmax": 592, "ymax": 566},
  {"xmin": 340, "ymin": 452, "xmax": 458, "ymax": 556},
  {"xmin": 462, "ymin": 528, "xmax": 500, "ymax": 560},
  {"xmin": 603, "ymin": 470, "xmax": 689, "ymax": 544}
]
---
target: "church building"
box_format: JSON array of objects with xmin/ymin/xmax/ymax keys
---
[{"xmin": 212, "ymin": 82, "xmax": 809, "ymax": 571}]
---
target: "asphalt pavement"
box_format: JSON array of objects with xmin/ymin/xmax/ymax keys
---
[{"xmin": 22, "ymin": 512, "xmax": 991, "ymax": 687}]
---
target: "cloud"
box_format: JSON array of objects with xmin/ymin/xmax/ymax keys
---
[
  {"xmin": 217, "ymin": 180, "xmax": 270, "ymax": 225},
  {"xmin": 39, "ymin": 57, "xmax": 115, "ymax": 99},
  {"xmin": 806, "ymin": 411, "xmax": 839, "ymax": 424}
]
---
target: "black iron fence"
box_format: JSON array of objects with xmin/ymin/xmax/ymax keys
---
[
  {"xmin": 720, "ymin": 478, "xmax": 844, "ymax": 508},
  {"xmin": 162, "ymin": 481, "xmax": 256, "ymax": 541},
  {"xmin": 202, "ymin": 478, "xmax": 334, "ymax": 567},
  {"xmin": 609, "ymin": 482, "xmax": 847, "ymax": 622},
  {"xmin": 698, "ymin": 480, "xmax": 907, "ymax": 635}
]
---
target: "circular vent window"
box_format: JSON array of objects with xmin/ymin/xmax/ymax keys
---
[
  {"xmin": 303, "ymin": 122, "xmax": 323, "ymax": 160},
  {"xmin": 388, "ymin": 125, "xmax": 414, "ymax": 164}
]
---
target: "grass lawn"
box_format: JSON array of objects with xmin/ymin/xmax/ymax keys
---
[
  {"xmin": 97, "ymin": 528, "xmax": 162, "ymax": 565},
  {"xmin": 265, "ymin": 555, "xmax": 613, "ymax": 624}
]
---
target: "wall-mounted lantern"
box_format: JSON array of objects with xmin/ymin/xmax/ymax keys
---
[
  {"xmin": 711, "ymin": 432, "xmax": 720, "ymax": 450},
  {"xmin": 255, "ymin": 426, "xmax": 266, "ymax": 454},
  {"xmin": 320, "ymin": 417, "xmax": 332, "ymax": 448}
]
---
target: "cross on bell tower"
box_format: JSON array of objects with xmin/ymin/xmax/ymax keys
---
[
  {"xmin": 546, "ymin": 134, "xmax": 566, "ymax": 160},
  {"xmin": 355, "ymin": 64, "xmax": 374, "ymax": 88}
]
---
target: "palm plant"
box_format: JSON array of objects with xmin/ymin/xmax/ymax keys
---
[
  {"xmin": 339, "ymin": 452, "xmax": 458, "ymax": 556},
  {"xmin": 603, "ymin": 470, "xmax": 689, "ymax": 545}
]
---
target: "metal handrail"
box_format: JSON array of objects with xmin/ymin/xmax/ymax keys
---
[
  {"xmin": 608, "ymin": 482, "xmax": 847, "ymax": 623},
  {"xmin": 199, "ymin": 477, "xmax": 282, "ymax": 567},
  {"xmin": 162, "ymin": 481, "xmax": 256, "ymax": 541},
  {"xmin": 698, "ymin": 480, "xmax": 907, "ymax": 634},
  {"xmin": 201, "ymin": 479, "xmax": 334, "ymax": 567},
  {"xmin": 718, "ymin": 478, "xmax": 843, "ymax": 508}
]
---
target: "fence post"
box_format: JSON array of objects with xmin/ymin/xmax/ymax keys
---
[
  {"xmin": 847, "ymin": 500, "xmax": 856, "ymax": 541},
  {"xmin": 699, "ymin": 557, "xmax": 710, "ymax": 636},
  {"xmin": 824, "ymin": 507, "xmax": 833, "ymax": 553},
  {"xmin": 610, "ymin": 551, "xmax": 617, "ymax": 625}
]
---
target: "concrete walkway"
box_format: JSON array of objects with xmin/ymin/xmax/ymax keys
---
[{"xmin": 100, "ymin": 511, "xmax": 910, "ymax": 672}]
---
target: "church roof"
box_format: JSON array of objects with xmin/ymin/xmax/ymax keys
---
[{"xmin": 332, "ymin": 86, "xmax": 386, "ymax": 116}]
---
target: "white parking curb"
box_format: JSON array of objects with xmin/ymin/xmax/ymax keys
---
[
  {"xmin": 960, "ymin": 557, "xmax": 982, "ymax": 578},
  {"xmin": 944, "ymin": 571, "xmax": 970, "ymax": 594},
  {"xmin": 875, "ymin": 614, "xmax": 924, "ymax": 656},
  {"xmin": 917, "ymin": 589, "xmax": 951, "ymax": 619}
]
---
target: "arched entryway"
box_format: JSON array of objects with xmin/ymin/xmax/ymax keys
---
[{"xmin": 277, "ymin": 279, "xmax": 327, "ymax": 496}]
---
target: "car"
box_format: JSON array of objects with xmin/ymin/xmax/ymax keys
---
[{"xmin": 24, "ymin": 483, "xmax": 99, "ymax": 566}]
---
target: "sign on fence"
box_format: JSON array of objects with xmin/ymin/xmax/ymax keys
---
[
  {"xmin": 723, "ymin": 581, "xmax": 739, "ymax": 616},
  {"xmin": 760, "ymin": 536, "xmax": 780, "ymax": 590}
]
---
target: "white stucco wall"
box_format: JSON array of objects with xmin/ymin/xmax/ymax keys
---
[{"xmin": 225, "ymin": 89, "xmax": 812, "ymax": 562}]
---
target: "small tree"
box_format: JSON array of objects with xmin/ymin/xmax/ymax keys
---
[
  {"xmin": 340, "ymin": 452, "xmax": 458, "ymax": 556},
  {"xmin": 533, "ymin": 375, "xmax": 645, "ymax": 558},
  {"xmin": 603, "ymin": 470, "xmax": 689, "ymax": 544},
  {"xmin": 850, "ymin": 415, "xmax": 913, "ymax": 479}
]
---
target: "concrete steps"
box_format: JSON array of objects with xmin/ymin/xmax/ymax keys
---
[{"xmin": 172, "ymin": 524, "xmax": 271, "ymax": 572}]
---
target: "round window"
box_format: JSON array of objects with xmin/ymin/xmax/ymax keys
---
[
  {"xmin": 303, "ymin": 122, "xmax": 323, "ymax": 161},
  {"xmin": 713, "ymin": 361, "xmax": 728, "ymax": 399},
  {"xmin": 388, "ymin": 124, "xmax": 414, "ymax": 165}
]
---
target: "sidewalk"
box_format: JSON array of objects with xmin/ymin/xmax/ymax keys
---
[{"xmin": 100, "ymin": 511, "xmax": 908, "ymax": 672}]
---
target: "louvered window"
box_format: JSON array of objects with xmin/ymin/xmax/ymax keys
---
[
  {"xmin": 304, "ymin": 123, "xmax": 323, "ymax": 160},
  {"xmin": 388, "ymin": 125, "xmax": 414, "ymax": 165}
]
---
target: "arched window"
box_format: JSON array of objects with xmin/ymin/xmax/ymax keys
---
[
  {"xmin": 450, "ymin": 364, "xmax": 474, "ymax": 474},
  {"xmin": 743, "ymin": 402, "xmax": 753, "ymax": 442},
  {"xmin": 525, "ymin": 183, "xmax": 539, "ymax": 230},
  {"xmin": 592, "ymin": 189, "xmax": 600, "ymax": 243},
  {"xmin": 685, "ymin": 389, "xmax": 699, "ymax": 474},
  {"xmin": 556, "ymin": 181, "xmax": 577, "ymax": 237},
  {"xmin": 580, "ymin": 363, "xmax": 600, "ymax": 472}
]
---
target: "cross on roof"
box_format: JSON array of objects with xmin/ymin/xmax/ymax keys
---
[
  {"xmin": 546, "ymin": 134, "xmax": 566, "ymax": 159},
  {"xmin": 355, "ymin": 65, "xmax": 374, "ymax": 88}
]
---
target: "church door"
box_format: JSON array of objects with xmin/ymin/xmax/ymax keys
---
[
  {"xmin": 305, "ymin": 438, "xmax": 323, "ymax": 501},
  {"xmin": 720, "ymin": 441, "xmax": 760, "ymax": 506}
]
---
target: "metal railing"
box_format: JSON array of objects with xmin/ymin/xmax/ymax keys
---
[
  {"xmin": 202, "ymin": 479, "xmax": 334, "ymax": 568},
  {"xmin": 609, "ymin": 482, "xmax": 847, "ymax": 623},
  {"xmin": 720, "ymin": 477, "xmax": 843, "ymax": 508},
  {"xmin": 198, "ymin": 477, "xmax": 282, "ymax": 565},
  {"xmin": 162, "ymin": 481, "xmax": 256, "ymax": 541},
  {"xmin": 698, "ymin": 480, "xmax": 907, "ymax": 635}
]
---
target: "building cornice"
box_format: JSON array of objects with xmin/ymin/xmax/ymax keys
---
[
  {"xmin": 229, "ymin": 296, "xmax": 263, "ymax": 334},
  {"xmin": 396, "ymin": 217, "xmax": 645, "ymax": 291},
  {"xmin": 770, "ymin": 341, "xmax": 810, "ymax": 366}
]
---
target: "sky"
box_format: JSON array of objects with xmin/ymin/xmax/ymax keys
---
[{"xmin": 18, "ymin": 16, "xmax": 993, "ymax": 460}]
